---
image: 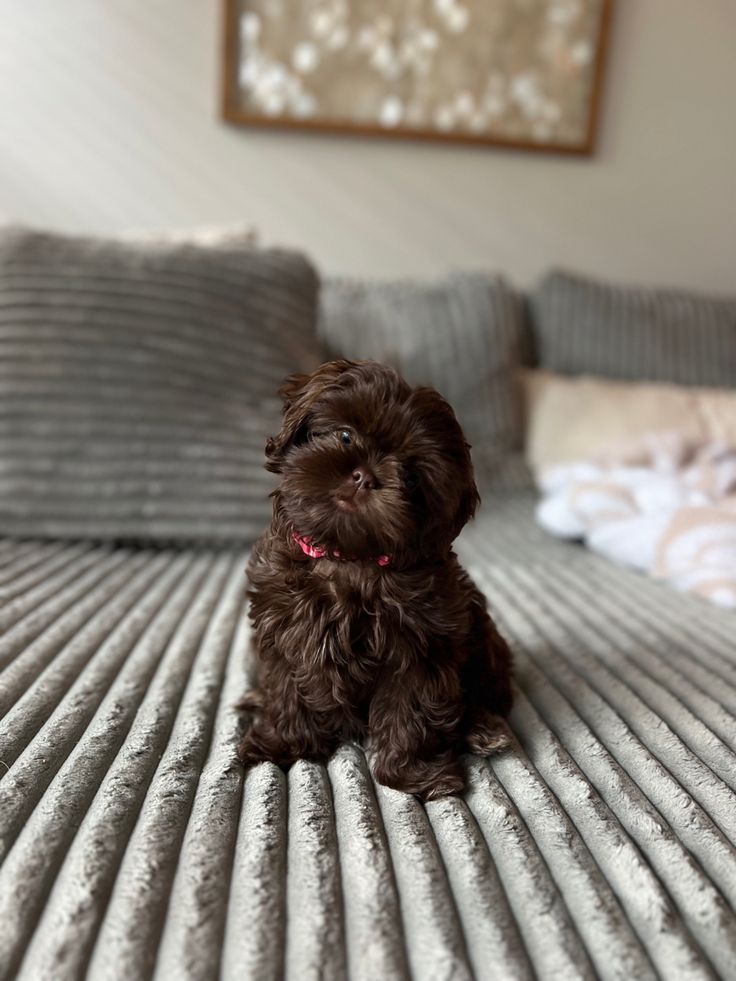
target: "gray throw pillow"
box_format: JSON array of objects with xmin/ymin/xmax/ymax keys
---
[
  {"xmin": 531, "ymin": 270, "xmax": 736, "ymax": 388},
  {"xmin": 318, "ymin": 273, "xmax": 529, "ymax": 457},
  {"xmin": 0, "ymin": 226, "xmax": 322, "ymax": 543}
]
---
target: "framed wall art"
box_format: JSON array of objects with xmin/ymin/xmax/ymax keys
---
[{"xmin": 222, "ymin": 0, "xmax": 613, "ymax": 155}]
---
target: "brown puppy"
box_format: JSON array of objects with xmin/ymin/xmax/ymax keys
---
[{"xmin": 237, "ymin": 360, "xmax": 512, "ymax": 800}]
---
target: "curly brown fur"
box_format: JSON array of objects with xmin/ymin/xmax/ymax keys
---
[{"xmin": 237, "ymin": 360, "xmax": 513, "ymax": 801}]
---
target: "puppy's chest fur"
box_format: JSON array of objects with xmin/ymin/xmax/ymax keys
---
[{"xmin": 248, "ymin": 545, "xmax": 471, "ymax": 692}]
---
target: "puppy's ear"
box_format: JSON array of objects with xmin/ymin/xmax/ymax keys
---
[
  {"xmin": 263, "ymin": 372, "xmax": 310, "ymax": 473},
  {"xmin": 410, "ymin": 386, "xmax": 480, "ymax": 551},
  {"xmin": 264, "ymin": 360, "xmax": 354, "ymax": 473},
  {"xmin": 450, "ymin": 442, "xmax": 481, "ymax": 540},
  {"xmin": 429, "ymin": 445, "xmax": 479, "ymax": 552}
]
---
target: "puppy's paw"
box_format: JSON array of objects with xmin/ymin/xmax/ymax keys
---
[
  {"xmin": 373, "ymin": 757, "xmax": 465, "ymax": 801},
  {"xmin": 236, "ymin": 730, "xmax": 273, "ymax": 766},
  {"xmin": 466, "ymin": 713, "xmax": 513, "ymax": 755},
  {"xmin": 420, "ymin": 770, "xmax": 466, "ymax": 801},
  {"xmin": 237, "ymin": 725, "xmax": 336, "ymax": 769},
  {"xmin": 236, "ymin": 725, "xmax": 297, "ymax": 767}
]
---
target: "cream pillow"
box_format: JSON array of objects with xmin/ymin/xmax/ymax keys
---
[{"xmin": 523, "ymin": 370, "xmax": 736, "ymax": 473}]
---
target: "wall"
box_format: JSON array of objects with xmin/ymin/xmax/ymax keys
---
[{"xmin": 1, "ymin": 0, "xmax": 734, "ymax": 293}]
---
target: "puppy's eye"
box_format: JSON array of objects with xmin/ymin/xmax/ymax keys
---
[
  {"xmin": 338, "ymin": 429, "xmax": 352, "ymax": 445},
  {"xmin": 403, "ymin": 471, "xmax": 420, "ymax": 490}
]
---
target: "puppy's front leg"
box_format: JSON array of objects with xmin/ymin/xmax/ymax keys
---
[
  {"xmin": 237, "ymin": 665, "xmax": 340, "ymax": 768},
  {"xmin": 368, "ymin": 656, "xmax": 465, "ymax": 801}
]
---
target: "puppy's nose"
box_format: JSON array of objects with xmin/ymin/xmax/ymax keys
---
[{"xmin": 352, "ymin": 467, "xmax": 376, "ymax": 491}]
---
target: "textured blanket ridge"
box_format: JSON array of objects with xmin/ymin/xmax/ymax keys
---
[{"xmin": 1, "ymin": 494, "xmax": 736, "ymax": 979}]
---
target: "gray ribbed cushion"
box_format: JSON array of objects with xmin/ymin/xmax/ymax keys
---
[
  {"xmin": 319, "ymin": 274, "xmax": 529, "ymax": 453},
  {"xmin": 532, "ymin": 270, "xmax": 736, "ymax": 387},
  {"xmin": 0, "ymin": 226, "xmax": 322, "ymax": 543}
]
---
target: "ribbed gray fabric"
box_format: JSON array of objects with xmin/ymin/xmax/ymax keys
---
[
  {"xmin": 0, "ymin": 226, "xmax": 322, "ymax": 544},
  {"xmin": 532, "ymin": 270, "xmax": 736, "ymax": 387},
  {"xmin": 2, "ymin": 482, "xmax": 735, "ymax": 980},
  {"xmin": 319, "ymin": 274, "xmax": 530, "ymax": 452}
]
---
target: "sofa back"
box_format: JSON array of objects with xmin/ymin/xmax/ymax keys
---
[
  {"xmin": 530, "ymin": 270, "xmax": 736, "ymax": 388},
  {"xmin": 2, "ymin": 224, "xmax": 734, "ymax": 545}
]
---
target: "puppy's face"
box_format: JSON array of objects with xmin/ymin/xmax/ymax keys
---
[{"xmin": 265, "ymin": 361, "xmax": 479, "ymax": 561}]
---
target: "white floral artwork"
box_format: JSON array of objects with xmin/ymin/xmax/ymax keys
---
[{"xmin": 225, "ymin": 0, "xmax": 610, "ymax": 152}]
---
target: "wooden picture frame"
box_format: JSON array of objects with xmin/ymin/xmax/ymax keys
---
[{"xmin": 222, "ymin": 0, "xmax": 612, "ymax": 156}]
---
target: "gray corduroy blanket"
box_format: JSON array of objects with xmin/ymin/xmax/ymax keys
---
[{"xmin": 1, "ymin": 492, "xmax": 736, "ymax": 981}]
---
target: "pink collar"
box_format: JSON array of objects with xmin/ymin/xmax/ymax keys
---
[{"xmin": 292, "ymin": 533, "xmax": 391, "ymax": 567}]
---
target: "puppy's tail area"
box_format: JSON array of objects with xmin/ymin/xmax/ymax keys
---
[
  {"xmin": 236, "ymin": 688, "xmax": 264, "ymax": 712},
  {"xmin": 465, "ymin": 710, "xmax": 513, "ymax": 755}
]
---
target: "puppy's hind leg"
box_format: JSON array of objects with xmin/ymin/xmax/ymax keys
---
[
  {"xmin": 460, "ymin": 587, "xmax": 514, "ymax": 755},
  {"xmin": 465, "ymin": 710, "xmax": 513, "ymax": 755}
]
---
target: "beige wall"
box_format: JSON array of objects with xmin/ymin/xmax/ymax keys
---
[{"xmin": 1, "ymin": 0, "xmax": 734, "ymax": 292}]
